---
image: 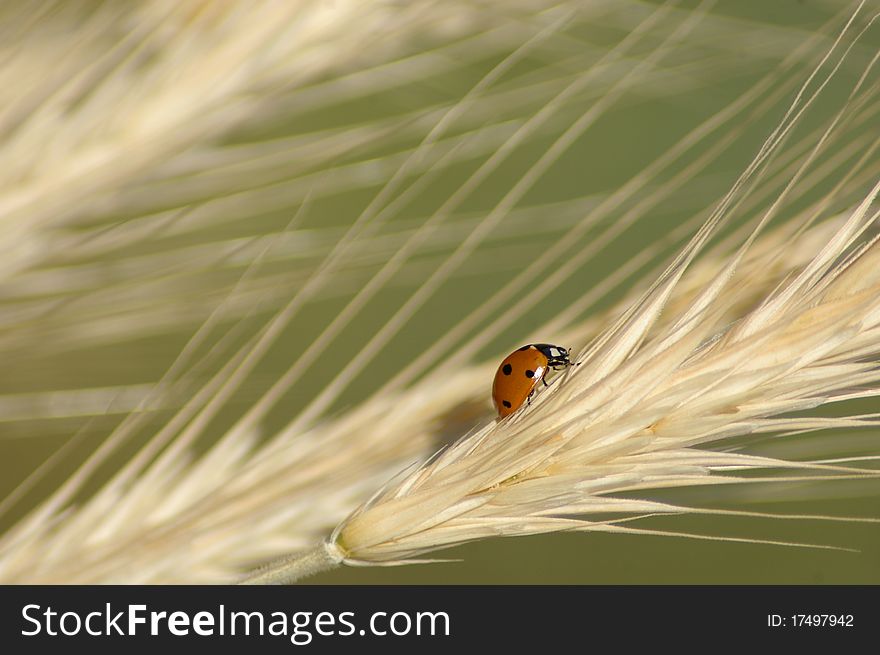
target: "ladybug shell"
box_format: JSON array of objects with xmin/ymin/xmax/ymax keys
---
[{"xmin": 492, "ymin": 345, "xmax": 551, "ymax": 418}]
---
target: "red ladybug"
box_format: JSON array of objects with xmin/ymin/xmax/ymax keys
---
[{"xmin": 492, "ymin": 343, "xmax": 572, "ymax": 418}]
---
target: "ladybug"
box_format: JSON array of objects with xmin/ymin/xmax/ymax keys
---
[{"xmin": 492, "ymin": 343, "xmax": 573, "ymax": 418}]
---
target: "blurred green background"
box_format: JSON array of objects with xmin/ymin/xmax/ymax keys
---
[{"xmin": 0, "ymin": 0, "xmax": 878, "ymax": 583}]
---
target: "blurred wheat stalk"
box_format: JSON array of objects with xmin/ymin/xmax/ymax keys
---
[{"xmin": 0, "ymin": 0, "xmax": 878, "ymax": 583}]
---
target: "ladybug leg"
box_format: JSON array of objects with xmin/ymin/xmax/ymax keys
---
[
  {"xmin": 527, "ymin": 388, "xmax": 535, "ymax": 405},
  {"xmin": 541, "ymin": 376, "xmax": 549, "ymax": 387}
]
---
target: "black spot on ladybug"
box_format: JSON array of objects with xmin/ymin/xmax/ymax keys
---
[
  {"xmin": 502, "ymin": 400, "xmax": 512, "ymax": 408},
  {"xmin": 525, "ymin": 369, "xmax": 535, "ymax": 378},
  {"xmin": 502, "ymin": 363, "xmax": 512, "ymax": 375}
]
